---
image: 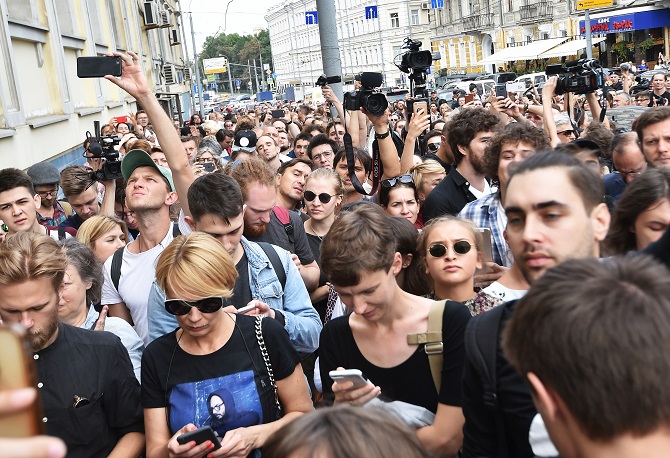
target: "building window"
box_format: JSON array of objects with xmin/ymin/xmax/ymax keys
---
[
  {"xmin": 390, "ymin": 12, "xmax": 399, "ymax": 28},
  {"xmin": 6, "ymin": 0, "xmax": 37, "ymax": 23},
  {"xmin": 411, "ymin": 9, "xmax": 420, "ymax": 25}
]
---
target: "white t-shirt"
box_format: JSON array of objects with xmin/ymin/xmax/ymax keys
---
[
  {"xmin": 101, "ymin": 225, "xmax": 175, "ymax": 345},
  {"xmin": 482, "ymin": 281, "xmax": 527, "ymax": 302}
]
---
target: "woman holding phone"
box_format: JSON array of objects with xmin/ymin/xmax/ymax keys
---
[
  {"xmin": 142, "ymin": 233, "xmax": 312, "ymax": 458},
  {"xmin": 319, "ymin": 204, "xmax": 471, "ymax": 457},
  {"xmin": 417, "ymin": 216, "xmax": 501, "ymax": 316}
]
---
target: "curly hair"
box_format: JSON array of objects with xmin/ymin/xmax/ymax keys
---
[
  {"xmin": 447, "ymin": 109, "xmax": 501, "ymax": 166},
  {"xmin": 483, "ymin": 123, "xmax": 551, "ymax": 184}
]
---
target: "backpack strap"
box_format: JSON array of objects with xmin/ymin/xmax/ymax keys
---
[
  {"xmin": 407, "ymin": 300, "xmax": 447, "ymax": 393},
  {"xmin": 464, "ymin": 302, "xmax": 509, "ymax": 457},
  {"xmin": 172, "ymin": 222, "xmax": 181, "ymax": 237},
  {"xmin": 110, "ymin": 246, "xmax": 125, "ymax": 292},
  {"xmin": 272, "ymin": 206, "xmax": 294, "ymax": 245},
  {"xmin": 256, "ymin": 242, "xmax": 286, "ymax": 291},
  {"xmin": 59, "ymin": 200, "xmax": 73, "ymax": 217},
  {"xmin": 57, "ymin": 226, "xmax": 66, "ymax": 241}
]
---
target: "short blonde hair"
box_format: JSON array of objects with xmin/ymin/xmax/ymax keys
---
[
  {"xmin": 77, "ymin": 215, "xmax": 128, "ymax": 252},
  {"xmin": 155, "ymin": 233, "xmax": 238, "ymax": 298},
  {"xmin": 0, "ymin": 232, "xmax": 66, "ymax": 293},
  {"xmin": 410, "ymin": 159, "xmax": 445, "ymax": 193}
]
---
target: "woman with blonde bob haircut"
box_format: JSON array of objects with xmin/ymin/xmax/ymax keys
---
[
  {"xmin": 76, "ymin": 215, "xmax": 128, "ymax": 262},
  {"xmin": 417, "ymin": 216, "xmax": 501, "ymax": 316},
  {"xmin": 142, "ymin": 233, "xmax": 313, "ymax": 458}
]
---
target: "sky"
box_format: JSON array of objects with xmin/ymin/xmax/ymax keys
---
[{"xmin": 183, "ymin": 0, "xmax": 284, "ymax": 56}]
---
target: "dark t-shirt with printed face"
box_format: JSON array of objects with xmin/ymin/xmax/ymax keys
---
[{"xmin": 141, "ymin": 315, "xmax": 299, "ymax": 437}]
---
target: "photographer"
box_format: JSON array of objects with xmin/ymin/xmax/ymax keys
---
[{"xmin": 649, "ymin": 73, "xmax": 670, "ymax": 107}]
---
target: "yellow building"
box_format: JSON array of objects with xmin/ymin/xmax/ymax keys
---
[{"xmin": 0, "ymin": 0, "xmax": 191, "ymax": 170}]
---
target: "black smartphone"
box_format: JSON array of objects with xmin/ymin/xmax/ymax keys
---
[
  {"xmin": 495, "ymin": 84, "xmax": 507, "ymax": 98},
  {"xmin": 202, "ymin": 162, "xmax": 215, "ymax": 172},
  {"xmin": 271, "ymin": 109, "xmax": 285, "ymax": 119},
  {"xmin": 77, "ymin": 56, "xmax": 122, "ymax": 78},
  {"xmin": 177, "ymin": 426, "xmax": 221, "ymax": 449}
]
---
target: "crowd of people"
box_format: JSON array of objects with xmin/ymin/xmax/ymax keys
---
[{"xmin": 1, "ymin": 50, "xmax": 670, "ymax": 458}]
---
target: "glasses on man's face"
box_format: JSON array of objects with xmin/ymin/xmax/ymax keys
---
[
  {"xmin": 115, "ymin": 210, "xmax": 135, "ymax": 220},
  {"xmin": 304, "ymin": 191, "xmax": 337, "ymax": 204},
  {"xmin": 36, "ymin": 189, "xmax": 58, "ymax": 198},
  {"xmin": 312, "ymin": 150, "xmax": 333, "ymax": 162},
  {"xmin": 428, "ymin": 241, "xmax": 473, "ymax": 258},
  {"xmin": 197, "ymin": 157, "xmax": 214, "ymax": 163},
  {"xmin": 164, "ymin": 296, "xmax": 228, "ymax": 316},
  {"xmin": 225, "ymin": 123, "xmax": 233, "ymax": 128},
  {"xmin": 614, "ymin": 170, "xmax": 644, "ymax": 178},
  {"xmin": 381, "ymin": 174, "xmax": 413, "ymax": 188},
  {"xmin": 557, "ymin": 129, "xmax": 577, "ymax": 138},
  {"xmin": 426, "ymin": 142, "xmax": 441, "ymax": 153},
  {"xmin": 636, "ymin": 98, "xmax": 650, "ymax": 104}
]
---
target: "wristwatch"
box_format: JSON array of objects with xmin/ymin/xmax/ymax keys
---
[{"xmin": 375, "ymin": 128, "xmax": 390, "ymax": 140}]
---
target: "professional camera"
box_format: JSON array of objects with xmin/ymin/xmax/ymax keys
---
[
  {"xmin": 85, "ymin": 121, "xmax": 122, "ymax": 181},
  {"xmin": 545, "ymin": 58, "xmax": 605, "ymax": 95},
  {"xmin": 343, "ymin": 72, "xmax": 388, "ymax": 116},
  {"xmin": 398, "ymin": 38, "xmax": 433, "ymax": 73},
  {"xmin": 315, "ymin": 74, "xmax": 342, "ymax": 87}
]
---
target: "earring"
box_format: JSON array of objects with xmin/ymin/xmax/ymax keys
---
[{"xmin": 1, "ymin": 224, "xmax": 8, "ymax": 233}]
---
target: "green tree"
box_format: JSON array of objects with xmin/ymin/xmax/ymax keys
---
[{"xmin": 198, "ymin": 30, "xmax": 272, "ymax": 92}]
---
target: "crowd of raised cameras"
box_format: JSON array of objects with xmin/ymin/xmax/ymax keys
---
[{"xmin": 1, "ymin": 47, "xmax": 670, "ymax": 458}]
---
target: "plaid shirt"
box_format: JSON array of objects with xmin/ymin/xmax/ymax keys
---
[
  {"xmin": 37, "ymin": 201, "xmax": 68, "ymax": 228},
  {"xmin": 458, "ymin": 192, "xmax": 511, "ymax": 267}
]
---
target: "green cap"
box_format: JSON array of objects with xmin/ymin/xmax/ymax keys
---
[{"xmin": 121, "ymin": 149, "xmax": 175, "ymax": 192}]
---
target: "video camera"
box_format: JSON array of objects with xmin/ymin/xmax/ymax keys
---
[
  {"xmin": 546, "ymin": 58, "xmax": 605, "ymax": 95},
  {"xmin": 398, "ymin": 38, "xmax": 434, "ymax": 74},
  {"xmin": 85, "ymin": 120, "xmax": 122, "ymax": 181},
  {"xmin": 343, "ymin": 72, "xmax": 388, "ymax": 116},
  {"xmin": 315, "ymin": 74, "xmax": 342, "ymax": 87}
]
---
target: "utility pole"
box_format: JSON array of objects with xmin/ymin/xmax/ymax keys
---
[
  {"xmin": 258, "ymin": 40, "xmax": 266, "ymax": 91},
  {"xmin": 247, "ymin": 60, "xmax": 253, "ymax": 93},
  {"xmin": 226, "ymin": 58, "xmax": 234, "ymax": 95},
  {"xmin": 316, "ymin": 0, "xmax": 344, "ymax": 110},
  {"xmin": 253, "ymin": 59, "xmax": 261, "ymax": 94},
  {"xmin": 189, "ymin": 12, "xmax": 204, "ymax": 114}
]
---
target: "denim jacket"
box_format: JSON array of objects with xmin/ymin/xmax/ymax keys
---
[{"xmin": 147, "ymin": 237, "xmax": 321, "ymax": 352}]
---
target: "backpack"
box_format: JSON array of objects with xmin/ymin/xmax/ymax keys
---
[
  {"xmin": 110, "ymin": 223, "xmax": 181, "ymax": 291},
  {"xmin": 464, "ymin": 302, "xmax": 509, "ymax": 456},
  {"xmin": 272, "ymin": 206, "xmax": 294, "ymax": 245}
]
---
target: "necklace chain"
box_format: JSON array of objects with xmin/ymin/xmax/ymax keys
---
[{"xmin": 309, "ymin": 219, "xmax": 325, "ymax": 240}]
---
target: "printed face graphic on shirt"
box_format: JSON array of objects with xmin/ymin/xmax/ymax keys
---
[{"xmin": 168, "ymin": 371, "xmax": 261, "ymax": 437}]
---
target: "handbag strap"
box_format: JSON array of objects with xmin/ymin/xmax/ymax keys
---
[
  {"xmin": 254, "ymin": 316, "xmax": 281, "ymax": 412},
  {"xmin": 407, "ymin": 300, "xmax": 447, "ymax": 394}
]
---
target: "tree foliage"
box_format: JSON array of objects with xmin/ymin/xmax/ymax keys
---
[{"xmin": 198, "ymin": 30, "xmax": 272, "ymax": 91}]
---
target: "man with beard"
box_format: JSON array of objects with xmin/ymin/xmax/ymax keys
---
[
  {"xmin": 26, "ymin": 162, "xmax": 73, "ymax": 227},
  {"xmin": 423, "ymin": 109, "xmax": 501, "ymax": 220},
  {"xmin": 0, "ymin": 232, "xmax": 144, "ymax": 457},
  {"xmin": 101, "ymin": 149, "xmax": 178, "ymax": 344},
  {"xmin": 461, "ymin": 152, "xmax": 610, "ymax": 458},
  {"xmin": 229, "ymin": 157, "xmax": 319, "ymax": 292},
  {"xmin": 275, "ymin": 158, "xmax": 313, "ymax": 212}
]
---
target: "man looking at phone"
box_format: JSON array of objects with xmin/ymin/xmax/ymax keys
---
[
  {"xmin": 0, "ymin": 232, "xmax": 144, "ymax": 458},
  {"xmin": 146, "ymin": 173, "xmax": 321, "ymax": 352},
  {"xmin": 423, "ymin": 109, "xmax": 501, "ymax": 220},
  {"xmin": 58, "ymin": 165, "xmax": 115, "ymax": 231}
]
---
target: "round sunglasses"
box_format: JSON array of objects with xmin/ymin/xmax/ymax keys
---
[
  {"xmin": 304, "ymin": 190, "xmax": 337, "ymax": 204},
  {"xmin": 428, "ymin": 241, "xmax": 473, "ymax": 257},
  {"xmin": 164, "ymin": 296, "xmax": 228, "ymax": 316},
  {"xmin": 426, "ymin": 142, "xmax": 441, "ymax": 152},
  {"xmin": 381, "ymin": 174, "xmax": 413, "ymax": 188}
]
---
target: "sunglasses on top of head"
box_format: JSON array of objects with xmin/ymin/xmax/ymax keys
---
[
  {"xmin": 381, "ymin": 174, "xmax": 413, "ymax": 188},
  {"xmin": 304, "ymin": 190, "xmax": 337, "ymax": 204},
  {"xmin": 164, "ymin": 297, "xmax": 228, "ymax": 316},
  {"xmin": 428, "ymin": 241, "xmax": 473, "ymax": 257}
]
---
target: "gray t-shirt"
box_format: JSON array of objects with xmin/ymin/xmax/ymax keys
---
[{"xmin": 248, "ymin": 210, "xmax": 315, "ymax": 266}]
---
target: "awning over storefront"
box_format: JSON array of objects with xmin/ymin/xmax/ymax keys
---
[
  {"xmin": 478, "ymin": 37, "xmax": 568, "ymax": 64},
  {"xmin": 538, "ymin": 37, "xmax": 607, "ymax": 58},
  {"xmin": 578, "ymin": 8, "xmax": 670, "ymax": 35}
]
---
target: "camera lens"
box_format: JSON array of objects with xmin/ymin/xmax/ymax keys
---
[{"xmin": 365, "ymin": 93, "xmax": 388, "ymax": 117}]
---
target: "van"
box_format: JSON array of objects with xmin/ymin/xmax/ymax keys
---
[
  {"xmin": 443, "ymin": 79, "xmax": 495, "ymax": 97},
  {"xmin": 476, "ymin": 72, "xmax": 517, "ymax": 84},
  {"xmin": 515, "ymin": 72, "xmax": 547, "ymax": 89}
]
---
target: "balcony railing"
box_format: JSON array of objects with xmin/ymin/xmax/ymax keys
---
[
  {"xmin": 519, "ymin": 1, "xmax": 553, "ymax": 24},
  {"xmin": 462, "ymin": 13, "xmax": 495, "ymax": 33}
]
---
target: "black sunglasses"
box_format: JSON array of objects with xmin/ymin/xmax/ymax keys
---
[
  {"xmin": 381, "ymin": 174, "xmax": 413, "ymax": 188},
  {"xmin": 427, "ymin": 142, "xmax": 441, "ymax": 152},
  {"xmin": 557, "ymin": 129, "xmax": 577, "ymax": 137},
  {"xmin": 428, "ymin": 241, "xmax": 473, "ymax": 257},
  {"xmin": 304, "ymin": 190, "xmax": 337, "ymax": 204},
  {"xmin": 164, "ymin": 297, "xmax": 228, "ymax": 316}
]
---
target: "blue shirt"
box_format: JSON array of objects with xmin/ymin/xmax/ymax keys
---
[
  {"xmin": 146, "ymin": 237, "xmax": 321, "ymax": 352},
  {"xmin": 459, "ymin": 192, "xmax": 510, "ymax": 267}
]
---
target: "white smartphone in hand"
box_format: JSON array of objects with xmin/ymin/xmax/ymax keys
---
[
  {"xmin": 236, "ymin": 303, "xmax": 256, "ymax": 314},
  {"xmin": 329, "ymin": 369, "xmax": 370, "ymax": 389}
]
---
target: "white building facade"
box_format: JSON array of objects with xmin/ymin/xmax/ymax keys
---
[
  {"xmin": 0, "ymin": 0, "xmax": 191, "ymax": 170},
  {"xmin": 266, "ymin": 0, "xmax": 433, "ymax": 90}
]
